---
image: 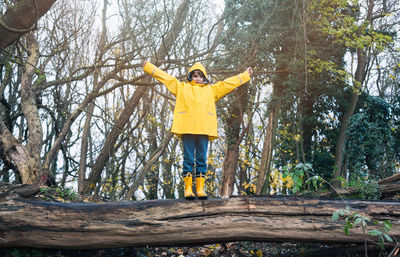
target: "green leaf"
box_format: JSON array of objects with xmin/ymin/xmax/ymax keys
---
[
  {"xmin": 354, "ymin": 217, "xmax": 362, "ymax": 225},
  {"xmin": 344, "ymin": 226, "xmax": 349, "ymax": 235},
  {"xmin": 283, "ymin": 171, "xmax": 289, "ymax": 178},
  {"xmin": 362, "ymin": 220, "xmax": 367, "ymax": 227},
  {"xmin": 383, "ymin": 220, "xmax": 393, "ymax": 230},
  {"xmin": 295, "ymin": 163, "xmax": 303, "ymax": 169},
  {"xmin": 368, "ymin": 230, "xmax": 382, "ymax": 236},
  {"xmin": 332, "ymin": 212, "xmax": 339, "ymax": 221},
  {"xmin": 312, "ymin": 179, "xmax": 318, "ymax": 190},
  {"xmin": 383, "ymin": 233, "xmax": 393, "ymax": 242}
]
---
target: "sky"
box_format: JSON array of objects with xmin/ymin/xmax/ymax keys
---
[{"xmin": 95, "ymin": 0, "xmax": 225, "ymax": 33}]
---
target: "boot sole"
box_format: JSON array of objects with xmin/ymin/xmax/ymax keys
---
[
  {"xmin": 185, "ymin": 196, "xmax": 195, "ymax": 200},
  {"xmin": 197, "ymin": 196, "xmax": 208, "ymax": 200}
]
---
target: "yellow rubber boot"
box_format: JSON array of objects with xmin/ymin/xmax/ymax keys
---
[
  {"xmin": 183, "ymin": 173, "xmax": 195, "ymax": 200},
  {"xmin": 196, "ymin": 174, "xmax": 208, "ymax": 199}
]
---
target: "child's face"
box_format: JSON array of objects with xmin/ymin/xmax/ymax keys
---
[{"xmin": 191, "ymin": 70, "xmax": 204, "ymax": 84}]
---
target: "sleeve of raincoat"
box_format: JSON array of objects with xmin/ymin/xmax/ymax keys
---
[
  {"xmin": 212, "ymin": 70, "xmax": 251, "ymax": 101},
  {"xmin": 143, "ymin": 62, "xmax": 183, "ymax": 96}
]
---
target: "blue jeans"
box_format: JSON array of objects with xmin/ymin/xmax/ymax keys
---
[{"xmin": 182, "ymin": 134, "xmax": 208, "ymax": 176}]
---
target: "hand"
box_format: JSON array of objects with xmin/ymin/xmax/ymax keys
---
[
  {"xmin": 142, "ymin": 60, "xmax": 147, "ymax": 68},
  {"xmin": 246, "ymin": 67, "xmax": 253, "ymax": 76}
]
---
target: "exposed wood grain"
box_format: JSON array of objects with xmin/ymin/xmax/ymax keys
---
[
  {"xmin": 379, "ymin": 173, "xmax": 400, "ymax": 185},
  {"xmin": 1, "ymin": 192, "xmax": 400, "ymax": 249}
]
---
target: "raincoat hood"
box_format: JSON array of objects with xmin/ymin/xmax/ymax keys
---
[{"xmin": 186, "ymin": 62, "xmax": 209, "ymax": 84}]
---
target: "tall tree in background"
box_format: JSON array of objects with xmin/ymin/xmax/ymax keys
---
[
  {"xmin": 218, "ymin": 0, "xmax": 279, "ymax": 197},
  {"xmin": 306, "ymin": 0, "xmax": 397, "ymax": 183},
  {"xmin": 78, "ymin": 0, "xmax": 108, "ymax": 194},
  {"xmin": 0, "ymin": 32, "xmax": 43, "ymax": 183}
]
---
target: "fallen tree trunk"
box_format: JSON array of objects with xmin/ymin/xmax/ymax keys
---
[
  {"xmin": 331, "ymin": 173, "xmax": 400, "ymax": 196},
  {"xmin": 0, "ymin": 185, "xmax": 400, "ymax": 249},
  {"xmin": 379, "ymin": 173, "xmax": 400, "ymax": 185},
  {"xmin": 333, "ymin": 181, "xmax": 400, "ymax": 196}
]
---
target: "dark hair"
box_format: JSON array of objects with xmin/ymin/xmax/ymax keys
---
[{"xmin": 187, "ymin": 69, "xmax": 209, "ymax": 83}]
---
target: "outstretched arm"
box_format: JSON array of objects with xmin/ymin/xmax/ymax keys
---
[
  {"xmin": 212, "ymin": 67, "xmax": 253, "ymax": 101},
  {"xmin": 142, "ymin": 61, "xmax": 183, "ymax": 96}
]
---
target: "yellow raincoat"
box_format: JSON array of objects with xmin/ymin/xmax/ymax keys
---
[{"xmin": 143, "ymin": 62, "xmax": 251, "ymax": 140}]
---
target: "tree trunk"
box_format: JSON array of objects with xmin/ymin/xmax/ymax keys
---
[
  {"xmin": 255, "ymin": 43, "xmax": 287, "ymax": 195},
  {"xmin": 78, "ymin": 0, "xmax": 108, "ymax": 194},
  {"xmin": 333, "ymin": 2, "xmax": 372, "ymax": 183},
  {"xmin": 162, "ymin": 140, "xmax": 177, "ymax": 199},
  {"xmin": 0, "ymin": 0, "xmax": 57, "ymax": 49},
  {"xmin": 20, "ymin": 33, "xmax": 43, "ymax": 184},
  {"xmin": 144, "ymin": 115, "xmax": 160, "ymax": 200},
  {"xmin": 334, "ymin": 92, "xmax": 359, "ymax": 180},
  {"xmin": 161, "ymin": 99, "xmax": 177, "ymax": 199},
  {"xmin": 1, "ymin": 186, "xmax": 400, "ymax": 249},
  {"xmin": 221, "ymin": 144, "xmax": 240, "ymax": 198},
  {"xmin": 300, "ymin": 95, "xmax": 314, "ymax": 162},
  {"xmin": 378, "ymin": 173, "xmax": 400, "ymax": 185},
  {"xmin": 330, "ymin": 172, "xmax": 400, "ymax": 197},
  {"xmin": 0, "ymin": 33, "xmax": 43, "ymax": 184},
  {"xmin": 332, "ymin": 181, "xmax": 400, "ymax": 196},
  {"xmin": 221, "ymin": 85, "xmax": 248, "ymax": 198},
  {"xmin": 255, "ymin": 105, "xmax": 279, "ymax": 195}
]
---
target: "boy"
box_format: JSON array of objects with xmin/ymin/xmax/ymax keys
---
[{"xmin": 143, "ymin": 61, "xmax": 253, "ymax": 199}]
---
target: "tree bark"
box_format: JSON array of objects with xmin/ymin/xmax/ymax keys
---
[
  {"xmin": 144, "ymin": 113, "xmax": 161, "ymax": 200},
  {"xmin": 256, "ymin": 105, "xmax": 279, "ymax": 195},
  {"xmin": 330, "ymin": 172, "xmax": 400, "ymax": 197},
  {"xmin": 378, "ymin": 173, "xmax": 400, "ymax": 185},
  {"xmin": 0, "ymin": 0, "xmax": 57, "ymax": 49},
  {"xmin": 78, "ymin": 0, "xmax": 108, "ymax": 194},
  {"xmin": 256, "ymin": 62, "xmax": 285, "ymax": 195},
  {"xmin": 0, "ymin": 33, "xmax": 43, "ymax": 184},
  {"xmin": 1, "ymin": 189, "xmax": 400, "ymax": 249},
  {"xmin": 20, "ymin": 33, "xmax": 43, "ymax": 184},
  {"xmin": 332, "ymin": 181, "xmax": 400, "ymax": 196},
  {"xmin": 221, "ymin": 143, "xmax": 240, "ymax": 197},
  {"xmin": 334, "ymin": 92, "xmax": 359, "ymax": 181},
  {"xmin": 333, "ymin": 2, "xmax": 373, "ymax": 183},
  {"xmin": 221, "ymin": 85, "xmax": 248, "ymax": 198}
]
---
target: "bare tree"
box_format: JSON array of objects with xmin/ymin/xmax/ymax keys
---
[{"xmin": 83, "ymin": 0, "xmax": 190, "ymax": 195}]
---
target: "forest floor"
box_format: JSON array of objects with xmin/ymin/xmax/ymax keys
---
[
  {"xmin": 0, "ymin": 185, "xmax": 396, "ymax": 257},
  {"xmin": 0, "ymin": 241, "xmax": 390, "ymax": 257}
]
